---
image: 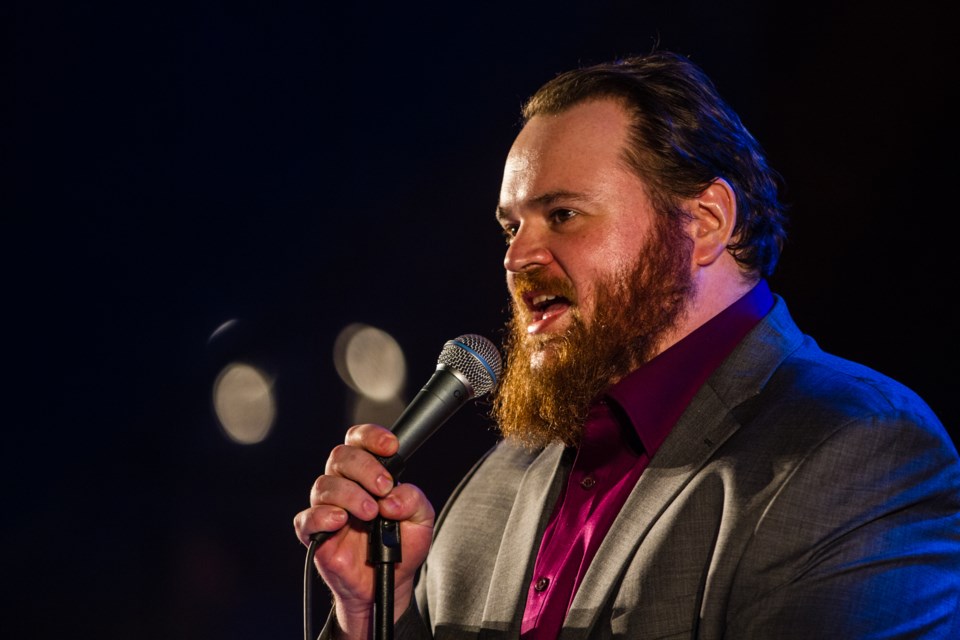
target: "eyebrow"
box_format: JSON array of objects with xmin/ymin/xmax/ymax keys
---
[{"xmin": 495, "ymin": 189, "xmax": 596, "ymax": 222}]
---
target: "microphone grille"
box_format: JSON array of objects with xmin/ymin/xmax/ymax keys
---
[{"xmin": 438, "ymin": 334, "xmax": 502, "ymax": 397}]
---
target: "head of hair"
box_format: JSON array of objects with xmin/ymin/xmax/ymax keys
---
[{"xmin": 522, "ymin": 51, "xmax": 788, "ymax": 279}]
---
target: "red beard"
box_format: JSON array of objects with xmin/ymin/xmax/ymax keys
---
[{"xmin": 491, "ymin": 214, "xmax": 695, "ymax": 449}]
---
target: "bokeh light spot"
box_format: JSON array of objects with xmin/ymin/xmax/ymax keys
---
[
  {"xmin": 333, "ymin": 324, "xmax": 407, "ymax": 401},
  {"xmin": 213, "ymin": 362, "xmax": 276, "ymax": 444}
]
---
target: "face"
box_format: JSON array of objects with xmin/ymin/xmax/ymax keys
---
[
  {"xmin": 492, "ymin": 99, "xmax": 696, "ymax": 448},
  {"xmin": 497, "ymin": 99, "xmax": 665, "ymax": 364}
]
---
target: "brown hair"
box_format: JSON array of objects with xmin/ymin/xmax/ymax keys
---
[{"xmin": 523, "ymin": 51, "xmax": 787, "ymax": 278}]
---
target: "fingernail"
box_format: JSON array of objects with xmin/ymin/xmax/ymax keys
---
[
  {"xmin": 376, "ymin": 473, "xmax": 393, "ymax": 494},
  {"xmin": 331, "ymin": 510, "xmax": 347, "ymax": 523},
  {"xmin": 363, "ymin": 499, "xmax": 378, "ymax": 516}
]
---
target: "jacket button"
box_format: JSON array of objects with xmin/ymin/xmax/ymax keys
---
[
  {"xmin": 580, "ymin": 476, "xmax": 596, "ymax": 489},
  {"xmin": 534, "ymin": 577, "xmax": 550, "ymax": 592}
]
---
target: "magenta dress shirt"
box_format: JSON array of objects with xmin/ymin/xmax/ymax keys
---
[{"xmin": 520, "ymin": 281, "xmax": 774, "ymax": 639}]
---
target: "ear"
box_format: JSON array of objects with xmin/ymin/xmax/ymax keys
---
[{"xmin": 686, "ymin": 178, "xmax": 736, "ymax": 267}]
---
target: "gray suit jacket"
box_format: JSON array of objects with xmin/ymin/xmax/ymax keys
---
[{"xmin": 391, "ymin": 298, "xmax": 960, "ymax": 638}]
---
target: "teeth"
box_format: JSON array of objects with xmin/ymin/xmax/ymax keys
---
[{"xmin": 531, "ymin": 294, "xmax": 557, "ymax": 307}]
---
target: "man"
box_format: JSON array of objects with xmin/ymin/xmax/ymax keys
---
[{"xmin": 294, "ymin": 51, "xmax": 960, "ymax": 638}]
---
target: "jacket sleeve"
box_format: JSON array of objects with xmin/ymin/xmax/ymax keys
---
[
  {"xmin": 726, "ymin": 408, "xmax": 960, "ymax": 639},
  {"xmin": 395, "ymin": 594, "xmax": 433, "ymax": 640}
]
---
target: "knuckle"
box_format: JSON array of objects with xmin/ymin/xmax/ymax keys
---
[
  {"xmin": 310, "ymin": 474, "xmax": 330, "ymax": 500},
  {"xmin": 314, "ymin": 485, "xmax": 336, "ymax": 506},
  {"xmin": 324, "ymin": 548, "xmax": 355, "ymax": 575},
  {"xmin": 292, "ymin": 511, "xmax": 305, "ymax": 536},
  {"xmin": 310, "ymin": 476, "xmax": 345, "ymax": 507},
  {"xmin": 292, "ymin": 509, "xmax": 318, "ymax": 544},
  {"xmin": 344, "ymin": 424, "xmax": 369, "ymax": 444},
  {"xmin": 326, "ymin": 445, "xmax": 351, "ymax": 473}
]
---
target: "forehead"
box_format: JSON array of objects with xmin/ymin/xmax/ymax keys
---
[{"xmin": 500, "ymin": 99, "xmax": 635, "ymax": 206}]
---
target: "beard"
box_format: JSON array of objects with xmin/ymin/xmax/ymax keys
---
[{"xmin": 490, "ymin": 214, "xmax": 695, "ymax": 450}]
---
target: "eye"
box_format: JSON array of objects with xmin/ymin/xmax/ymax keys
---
[
  {"xmin": 501, "ymin": 223, "xmax": 519, "ymax": 245},
  {"xmin": 550, "ymin": 208, "xmax": 578, "ymax": 224}
]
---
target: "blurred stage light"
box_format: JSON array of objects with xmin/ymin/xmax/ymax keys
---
[
  {"xmin": 333, "ymin": 323, "xmax": 407, "ymax": 401},
  {"xmin": 208, "ymin": 318, "xmax": 240, "ymax": 343},
  {"xmin": 333, "ymin": 323, "xmax": 408, "ymax": 426},
  {"xmin": 212, "ymin": 362, "xmax": 276, "ymax": 444}
]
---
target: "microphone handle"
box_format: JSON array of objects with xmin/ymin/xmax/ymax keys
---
[
  {"xmin": 308, "ymin": 367, "xmax": 473, "ymax": 544},
  {"xmin": 379, "ymin": 366, "xmax": 472, "ymax": 477}
]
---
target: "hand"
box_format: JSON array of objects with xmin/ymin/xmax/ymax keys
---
[{"xmin": 293, "ymin": 424, "xmax": 435, "ymax": 638}]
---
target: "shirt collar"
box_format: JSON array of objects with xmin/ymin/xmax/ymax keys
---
[{"xmin": 605, "ymin": 279, "xmax": 774, "ymax": 456}]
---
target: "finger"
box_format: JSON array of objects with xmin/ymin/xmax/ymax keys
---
[
  {"xmin": 343, "ymin": 423, "xmax": 399, "ymax": 458},
  {"xmin": 292, "ymin": 505, "xmax": 349, "ymax": 546},
  {"xmin": 324, "ymin": 443, "xmax": 396, "ymax": 497},
  {"xmin": 377, "ymin": 482, "xmax": 436, "ymax": 527},
  {"xmin": 310, "ymin": 474, "xmax": 382, "ymax": 521}
]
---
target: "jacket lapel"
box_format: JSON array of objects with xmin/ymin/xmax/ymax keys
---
[
  {"xmin": 561, "ymin": 385, "xmax": 742, "ymax": 638},
  {"xmin": 480, "ymin": 442, "xmax": 567, "ymax": 636},
  {"xmin": 561, "ymin": 296, "xmax": 805, "ymax": 638}
]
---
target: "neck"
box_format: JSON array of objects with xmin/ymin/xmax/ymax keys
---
[{"xmin": 652, "ymin": 268, "xmax": 757, "ymax": 362}]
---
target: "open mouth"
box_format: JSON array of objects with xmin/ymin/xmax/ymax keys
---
[{"xmin": 523, "ymin": 292, "xmax": 573, "ymax": 332}]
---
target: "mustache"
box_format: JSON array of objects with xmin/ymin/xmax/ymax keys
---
[{"xmin": 511, "ymin": 269, "xmax": 578, "ymax": 304}]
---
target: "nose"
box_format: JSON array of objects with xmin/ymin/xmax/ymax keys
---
[{"xmin": 503, "ymin": 224, "xmax": 553, "ymax": 273}]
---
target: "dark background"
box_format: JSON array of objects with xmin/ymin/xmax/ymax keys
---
[{"xmin": 8, "ymin": 1, "xmax": 957, "ymax": 638}]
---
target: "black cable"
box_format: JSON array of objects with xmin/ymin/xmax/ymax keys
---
[
  {"xmin": 304, "ymin": 521, "xmax": 402, "ymax": 640},
  {"xmin": 304, "ymin": 531, "xmax": 333, "ymax": 640}
]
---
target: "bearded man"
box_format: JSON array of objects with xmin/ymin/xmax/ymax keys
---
[{"xmin": 294, "ymin": 51, "xmax": 960, "ymax": 639}]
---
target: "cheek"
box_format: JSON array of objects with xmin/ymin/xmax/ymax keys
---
[
  {"xmin": 564, "ymin": 245, "xmax": 639, "ymax": 311},
  {"xmin": 580, "ymin": 221, "xmax": 643, "ymax": 262},
  {"xmin": 565, "ymin": 244, "xmax": 635, "ymax": 286},
  {"xmin": 606, "ymin": 228, "xmax": 648, "ymax": 265}
]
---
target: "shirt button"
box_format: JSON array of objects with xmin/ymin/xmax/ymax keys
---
[
  {"xmin": 580, "ymin": 476, "xmax": 596, "ymax": 489},
  {"xmin": 534, "ymin": 577, "xmax": 550, "ymax": 592}
]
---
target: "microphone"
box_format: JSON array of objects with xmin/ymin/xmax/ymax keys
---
[
  {"xmin": 308, "ymin": 334, "xmax": 501, "ymax": 546},
  {"xmin": 378, "ymin": 334, "xmax": 502, "ymax": 477},
  {"xmin": 303, "ymin": 335, "xmax": 501, "ymax": 636}
]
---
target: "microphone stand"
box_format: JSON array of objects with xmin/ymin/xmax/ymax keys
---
[
  {"xmin": 304, "ymin": 335, "xmax": 500, "ymax": 640},
  {"xmin": 369, "ymin": 515, "xmax": 402, "ymax": 640}
]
